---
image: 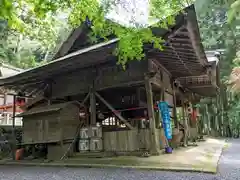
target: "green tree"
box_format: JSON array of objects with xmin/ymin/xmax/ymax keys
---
[
  {"xmin": 195, "ymin": 0, "xmax": 240, "ymax": 137},
  {"xmin": 1, "ymin": 0, "xmax": 195, "ymax": 66},
  {"xmin": 0, "ymin": 0, "xmax": 72, "ymax": 69},
  {"xmin": 228, "ymin": 0, "xmax": 240, "ymax": 23}
]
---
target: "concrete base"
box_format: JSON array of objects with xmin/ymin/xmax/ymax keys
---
[
  {"xmin": 47, "ymin": 143, "xmax": 73, "ymax": 161},
  {"xmin": 0, "ymin": 138, "xmax": 226, "ymax": 174}
]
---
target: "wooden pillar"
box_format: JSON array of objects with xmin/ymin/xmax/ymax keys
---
[
  {"xmin": 48, "ymin": 82, "xmax": 52, "ymax": 105},
  {"xmin": 90, "ymin": 88, "xmax": 96, "ymax": 125},
  {"xmin": 3, "ymin": 93, "xmax": 7, "ymax": 105},
  {"xmin": 3, "ymin": 93, "xmax": 7, "ymax": 124},
  {"xmin": 172, "ymin": 82, "xmax": 179, "ymax": 129},
  {"xmin": 145, "ymin": 77, "xmax": 159, "ymax": 155},
  {"xmin": 205, "ymin": 104, "xmax": 210, "ymax": 135},
  {"xmin": 161, "ymin": 88, "xmax": 165, "ymax": 101},
  {"xmin": 182, "ymin": 100, "xmax": 188, "ymax": 147},
  {"xmin": 11, "ymin": 95, "xmax": 16, "ymax": 160}
]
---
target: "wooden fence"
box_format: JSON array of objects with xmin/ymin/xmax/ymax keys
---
[{"xmin": 103, "ymin": 129, "xmax": 167, "ymax": 152}]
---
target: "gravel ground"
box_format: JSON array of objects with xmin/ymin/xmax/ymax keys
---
[{"xmin": 0, "ymin": 139, "xmax": 239, "ymax": 180}]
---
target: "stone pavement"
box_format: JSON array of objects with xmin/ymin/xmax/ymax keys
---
[{"xmin": 0, "ymin": 138, "xmax": 226, "ymax": 173}]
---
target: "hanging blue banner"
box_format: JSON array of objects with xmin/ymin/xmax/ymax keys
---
[{"xmin": 157, "ymin": 101, "xmax": 172, "ymax": 140}]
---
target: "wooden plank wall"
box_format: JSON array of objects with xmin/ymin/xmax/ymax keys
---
[
  {"xmin": 60, "ymin": 104, "xmax": 80, "ymax": 140},
  {"xmin": 103, "ymin": 130, "xmax": 138, "ymax": 152},
  {"xmin": 103, "ymin": 129, "xmax": 166, "ymax": 152},
  {"xmin": 51, "ymin": 61, "xmax": 148, "ymax": 99},
  {"xmin": 96, "ymin": 61, "xmax": 147, "ymax": 90},
  {"xmin": 22, "ymin": 113, "xmax": 61, "ymax": 144},
  {"xmin": 52, "ymin": 68, "xmax": 90, "ymax": 98},
  {"xmin": 138, "ymin": 129, "xmax": 151, "ymax": 150},
  {"xmin": 22, "ymin": 104, "xmax": 79, "ymax": 144}
]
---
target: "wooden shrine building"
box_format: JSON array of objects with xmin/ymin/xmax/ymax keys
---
[
  {"xmin": 0, "ymin": 63, "xmax": 25, "ymax": 128},
  {"xmin": 0, "ymin": 5, "xmax": 219, "ymax": 159}
]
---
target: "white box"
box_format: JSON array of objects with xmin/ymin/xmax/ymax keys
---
[
  {"xmin": 79, "ymin": 140, "xmax": 89, "ymax": 152},
  {"xmin": 88, "ymin": 126, "xmax": 102, "ymax": 138},
  {"xmin": 90, "ymin": 138, "xmax": 103, "ymax": 152},
  {"xmin": 80, "ymin": 128, "xmax": 89, "ymax": 139}
]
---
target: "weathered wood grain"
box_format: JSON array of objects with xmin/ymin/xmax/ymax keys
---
[
  {"xmin": 22, "ymin": 102, "xmax": 80, "ymax": 144},
  {"xmin": 103, "ymin": 129, "xmax": 166, "ymax": 152}
]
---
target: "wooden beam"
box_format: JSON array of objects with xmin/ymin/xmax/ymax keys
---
[
  {"xmin": 82, "ymin": 93, "xmax": 90, "ymax": 104},
  {"xmin": 174, "ymin": 31, "xmax": 189, "ymax": 36},
  {"xmin": 150, "ymin": 76, "xmax": 163, "ymax": 88},
  {"xmin": 186, "ymin": 84, "xmax": 215, "ymax": 89},
  {"xmin": 151, "ymin": 57, "xmax": 198, "ymax": 67},
  {"xmin": 150, "ymin": 77, "xmax": 173, "ymax": 95},
  {"xmin": 172, "ymin": 82, "xmax": 179, "ymax": 129},
  {"xmin": 90, "ymin": 87, "xmax": 96, "ymax": 125},
  {"xmin": 155, "ymin": 54, "xmax": 197, "ymax": 62},
  {"xmin": 150, "ymin": 58, "xmax": 172, "ymax": 78},
  {"xmin": 164, "ymin": 25, "xmax": 186, "ymax": 39},
  {"xmin": 95, "ymin": 92, "xmax": 134, "ymax": 130},
  {"xmin": 170, "ymin": 37, "xmax": 192, "ymax": 42},
  {"xmin": 170, "ymin": 40, "xmax": 192, "ymax": 45},
  {"xmin": 55, "ymin": 26, "xmax": 83, "ymax": 59},
  {"xmin": 170, "ymin": 43, "xmax": 194, "ymax": 49},
  {"xmin": 97, "ymin": 80, "xmax": 144, "ymax": 91},
  {"xmin": 186, "ymin": 19, "xmax": 207, "ymax": 66},
  {"xmin": 145, "ymin": 77, "xmax": 159, "ymax": 155},
  {"xmin": 181, "ymin": 100, "xmax": 188, "ymax": 147},
  {"xmin": 162, "ymin": 49, "xmax": 197, "ymax": 56}
]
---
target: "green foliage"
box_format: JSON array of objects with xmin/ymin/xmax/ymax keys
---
[
  {"xmin": 65, "ymin": 0, "xmax": 191, "ymax": 65},
  {"xmin": 0, "ymin": 0, "xmax": 72, "ymax": 69},
  {"xmin": 195, "ymin": 0, "xmax": 240, "ymax": 137},
  {"xmin": 228, "ymin": 0, "xmax": 240, "ymax": 23},
  {"xmin": 0, "ymin": 0, "xmax": 194, "ymax": 67},
  {"xmin": 196, "ymin": 0, "xmax": 239, "ymax": 78}
]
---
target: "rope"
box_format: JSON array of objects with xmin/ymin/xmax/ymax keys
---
[
  {"xmin": 100, "ymin": 104, "xmax": 173, "ymax": 114},
  {"xmin": 101, "ymin": 106, "xmax": 156, "ymax": 114}
]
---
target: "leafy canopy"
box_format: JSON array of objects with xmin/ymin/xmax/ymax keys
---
[
  {"xmin": 227, "ymin": 0, "xmax": 240, "ymax": 92},
  {"xmin": 0, "ymin": 0, "xmax": 193, "ymax": 66}
]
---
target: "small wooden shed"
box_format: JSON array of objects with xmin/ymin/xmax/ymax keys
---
[
  {"xmin": 18, "ymin": 101, "xmax": 81, "ymax": 145},
  {"xmin": 17, "ymin": 101, "xmax": 84, "ymax": 160}
]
